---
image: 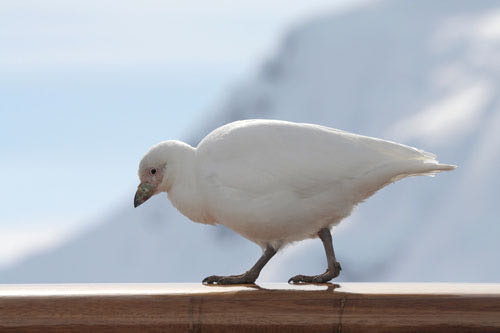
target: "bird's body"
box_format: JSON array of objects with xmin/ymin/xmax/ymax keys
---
[{"xmin": 135, "ymin": 119, "xmax": 456, "ymax": 284}]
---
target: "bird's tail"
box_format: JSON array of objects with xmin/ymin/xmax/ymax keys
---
[
  {"xmin": 431, "ymin": 163, "xmax": 457, "ymax": 171},
  {"xmin": 352, "ymin": 138, "xmax": 457, "ymax": 202},
  {"xmin": 419, "ymin": 161, "xmax": 456, "ymax": 174},
  {"xmin": 386, "ymin": 160, "xmax": 457, "ymax": 186}
]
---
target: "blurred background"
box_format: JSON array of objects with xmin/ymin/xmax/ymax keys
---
[{"xmin": 1, "ymin": 0, "xmax": 499, "ymax": 283}]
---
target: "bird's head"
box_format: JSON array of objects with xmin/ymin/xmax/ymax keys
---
[
  {"xmin": 134, "ymin": 143, "xmax": 169, "ymax": 208},
  {"xmin": 134, "ymin": 140, "xmax": 195, "ymax": 208}
]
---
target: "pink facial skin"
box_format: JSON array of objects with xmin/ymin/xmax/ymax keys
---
[
  {"xmin": 134, "ymin": 165, "xmax": 165, "ymax": 207},
  {"xmin": 140, "ymin": 166, "xmax": 165, "ymax": 194}
]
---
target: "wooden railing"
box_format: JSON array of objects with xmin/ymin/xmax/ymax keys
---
[{"xmin": 1, "ymin": 283, "xmax": 500, "ymax": 332}]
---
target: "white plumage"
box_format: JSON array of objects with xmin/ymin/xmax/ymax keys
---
[{"xmin": 135, "ymin": 119, "xmax": 455, "ymax": 284}]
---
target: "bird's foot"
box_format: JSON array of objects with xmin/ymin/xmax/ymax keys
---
[
  {"xmin": 288, "ymin": 262, "xmax": 341, "ymax": 284},
  {"xmin": 202, "ymin": 273, "xmax": 257, "ymax": 285}
]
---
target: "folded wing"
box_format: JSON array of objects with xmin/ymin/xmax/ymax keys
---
[{"xmin": 198, "ymin": 120, "xmax": 454, "ymax": 203}]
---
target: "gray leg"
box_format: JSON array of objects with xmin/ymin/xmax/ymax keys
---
[
  {"xmin": 203, "ymin": 245, "xmax": 277, "ymax": 285},
  {"xmin": 288, "ymin": 228, "xmax": 342, "ymax": 284}
]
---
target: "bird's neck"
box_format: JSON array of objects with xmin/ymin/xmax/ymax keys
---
[{"xmin": 164, "ymin": 144, "xmax": 214, "ymax": 225}]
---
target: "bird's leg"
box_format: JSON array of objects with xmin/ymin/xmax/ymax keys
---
[
  {"xmin": 288, "ymin": 227, "xmax": 342, "ymax": 284},
  {"xmin": 203, "ymin": 245, "xmax": 277, "ymax": 285}
]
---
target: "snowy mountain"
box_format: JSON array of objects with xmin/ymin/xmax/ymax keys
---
[{"xmin": 2, "ymin": 0, "xmax": 500, "ymax": 283}]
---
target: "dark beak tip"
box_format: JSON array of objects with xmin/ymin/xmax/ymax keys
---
[
  {"xmin": 133, "ymin": 194, "xmax": 142, "ymax": 208},
  {"xmin": 134, "ymin": 196, "xmax": 143, "ymax": 208},
  {"xmin": 134, "ymin": 183, "xmax": 154, "ymax": 208}
]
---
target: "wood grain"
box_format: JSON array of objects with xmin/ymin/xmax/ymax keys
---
[{"xmin": 0, "ymin": 283, "xmax": 499, "ymax": 332}]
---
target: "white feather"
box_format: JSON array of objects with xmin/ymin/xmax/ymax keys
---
[{"xmin": 148, "ymin": 119, "xmax": 456, "ymax": 249}]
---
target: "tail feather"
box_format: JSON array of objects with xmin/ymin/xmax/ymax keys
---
[
  {"xmin": 354, "ymin": 158, "xmax": 456, "ymax": 202},
  {"xmin": 394, "ymin": 160, "xmax": 457, "ymax": 180},
  {"xmin": 430, "ymin": 163, "xmax": 457, "ymax": 171}
]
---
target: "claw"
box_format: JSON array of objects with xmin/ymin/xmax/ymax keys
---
[
  {"xmin": 202, "ymin": 275, "xmax": 221, "ymax": 284},
  {"xmin": 288, "ymin": 275, "xmax": 307, "ymax": 284}
]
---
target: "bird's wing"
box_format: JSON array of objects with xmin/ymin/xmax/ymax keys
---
[{"xmin": 197, "ymin": 120, "xmax": 439, "ymax": 201}]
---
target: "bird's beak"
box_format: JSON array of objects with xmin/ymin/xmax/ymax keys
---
[{"xmin": 134, "ymin": 183, "xmax": 155, "ymax": 208}]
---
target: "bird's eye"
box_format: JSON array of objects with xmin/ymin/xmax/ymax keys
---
[{"xmin": 150, "ymin": 168, "xmax": 157, "ymax": 175}]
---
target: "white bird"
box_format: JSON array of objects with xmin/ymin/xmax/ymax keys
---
[{"xmin": 134, "ymin": 119, "xmax": 456, "ymax": 284}]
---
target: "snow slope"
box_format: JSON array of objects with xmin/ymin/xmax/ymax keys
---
[{"xmin": 2, "ymin": 0, "xmax": 499, "ymax": 283}]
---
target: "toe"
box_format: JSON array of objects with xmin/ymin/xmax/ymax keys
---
[
  {"xmin": 202, "ymin": 275, "xmax": 221, "ymax": 284},
  {"xmin": 203, "ymin": 274, "xmax": 256, "ymax": 285},
  {"xmin": 289, "ymin": 270, "xmax": 338, "ymax": 284},
  {"xmin": 218, "ymin": 275, "xmax": 255, "ymax": 285},
  {"xmin": 312, "ymin": 273, "xmax": 332, "ymax": 283},
  {"xmin": 288, "ymin": 275, "xmax": 308, "ymax": 284},
  {"xmin": 216, "ymin": 277, "xmax": 232, "ymax": 285}
]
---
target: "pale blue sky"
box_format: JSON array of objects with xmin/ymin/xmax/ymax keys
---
[{"xmin": 0, "ymin": 0, "xmax": 367, "ymax": 265}]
